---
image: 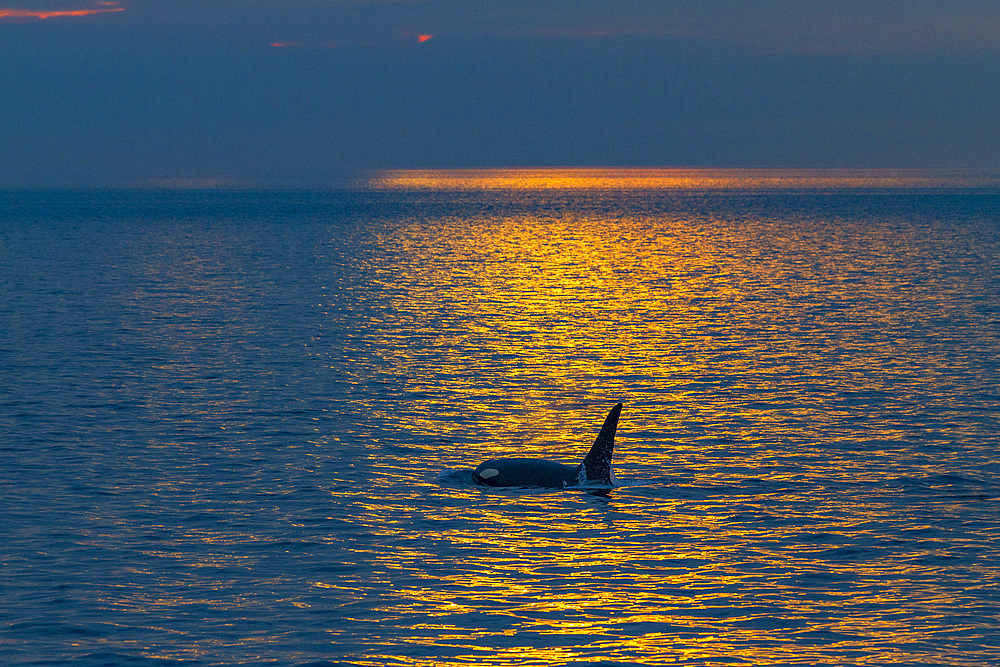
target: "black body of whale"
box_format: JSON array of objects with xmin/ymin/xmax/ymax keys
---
[{"xmin": 474, "ymin": 403, "xmax": 623, "ymax": 488}]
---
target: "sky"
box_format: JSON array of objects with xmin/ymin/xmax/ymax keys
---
[{"xmin": 2, "ymin": 0, "xmax": 999, "ymax": 187}]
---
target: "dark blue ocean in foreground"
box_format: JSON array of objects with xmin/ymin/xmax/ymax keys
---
[{"xmin": 2, "ymin": 170, "xmax": 999, "ymax": 665}]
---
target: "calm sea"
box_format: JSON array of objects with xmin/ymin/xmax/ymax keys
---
[{"xmin": 2, "ymin": 170, "xmax": 999, "ymax": 666}]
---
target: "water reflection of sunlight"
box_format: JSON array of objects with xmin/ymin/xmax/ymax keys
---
[
  {"xmin": 366, "ymin": 167, "xmax": 1000, "ymax": 191},
  {"xmin": 336, "ymin": 169, "xmax": 999, "ymax": 664},
  {"xmin": 363, "ymin": 170, "xmax": 989, "ymax": 484}
]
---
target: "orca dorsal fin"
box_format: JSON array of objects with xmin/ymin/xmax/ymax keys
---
[{"xmin": 580, "ymin": 403, "xmax": 622, "ymax": 484}]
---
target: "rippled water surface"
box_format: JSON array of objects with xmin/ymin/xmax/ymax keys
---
[{"xmin": 2, "ymin": 171, "xmax": 999, "ymax": 665}]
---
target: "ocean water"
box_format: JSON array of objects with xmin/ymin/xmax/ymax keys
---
[{"xmin": 1, "ymin": 170, "xmax": 999, "ymax": 666}]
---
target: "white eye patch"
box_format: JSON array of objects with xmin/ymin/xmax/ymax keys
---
[{"xmin": 478, "ymin": 468, "xmax": 500, "ymax": 479}]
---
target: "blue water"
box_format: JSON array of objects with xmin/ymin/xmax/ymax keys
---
[{"xmin": 2, "ymin": 172, "xmax": 999, "ymax": 665}]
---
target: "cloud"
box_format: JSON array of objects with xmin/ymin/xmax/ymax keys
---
[{"xmin": 0, "ymin": 3, "xmax": 123, "ymax": 21}]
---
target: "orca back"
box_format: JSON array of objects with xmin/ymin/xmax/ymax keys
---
[
  {"xmin": 472, "ymin": 403, "xmax": 624, "ymax": 488},
  {"xmin": 474, "ymin": 458, "xmax": 580, "ymax": 488}
]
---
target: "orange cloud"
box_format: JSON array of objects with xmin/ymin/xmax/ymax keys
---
[
  {"xmin": 0, "ymin": 3, "xmax": 123, "ymax": 20},
  {"xmin": 400, "ymin": 30, "xmax": 434, "ymax": 43}
]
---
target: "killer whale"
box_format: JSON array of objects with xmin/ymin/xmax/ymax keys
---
[{"xmin": 474, "ymin": 403, "xmax": 623, "ymax": 488}]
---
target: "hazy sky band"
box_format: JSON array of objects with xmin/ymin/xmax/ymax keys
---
[
  {"xmin": 3, "ymin": 1, "xmax": 999, "ymax": 186},
  {"xmin": 4, "ymin": 1, "xmax": 997, "ymax": 52}
]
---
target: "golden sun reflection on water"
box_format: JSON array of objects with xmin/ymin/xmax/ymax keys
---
[
  {"xmin": 367, "ymin": 167, "xmax": 1000, "ymax": 191},
  {"xmin": 336, "ymin": 477, "xmax": 993, "ymax": 665},
  {"xmin": 330, "ymin": 172, "xmax": 999, "ymax": 665}
]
